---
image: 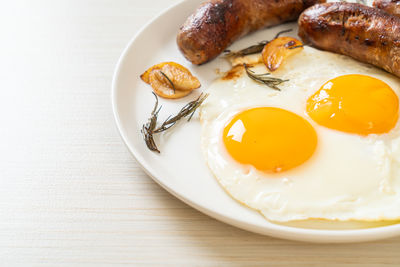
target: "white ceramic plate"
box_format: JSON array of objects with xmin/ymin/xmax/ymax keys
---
[{"xmin": 112, "ymin": 0, "xmax": 400, "ymax": 243}]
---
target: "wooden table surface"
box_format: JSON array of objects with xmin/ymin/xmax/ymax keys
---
[{"xmin": 1, "ymin": 0, "xmax": 399, "ymax": 266}]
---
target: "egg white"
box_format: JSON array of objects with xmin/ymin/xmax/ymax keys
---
[{"xmin": 200, "ymin": 46, "xmax": 400, "ymax": 222}]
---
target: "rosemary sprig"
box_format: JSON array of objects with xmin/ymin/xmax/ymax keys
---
[
  {"xmin": 243, "ymin": 64, "xmax": 288, "ymax": 91},
  {"xmin": 160, "ymin": 71, "xmax": 176, "ymax": 93},
  {"xmin": 224, "ymin": 40, "xmax": 269, "ymax": 58},
  {"xmin": 224, "ymin": 29, "xmax": 293, "ymax": 58},
  {"xmin": 141, "ymin": 92, "xmax": 209, "ymax": 153},
  {"xmin": 142, "ymin": 93, "xmax": 162, "ymax": 153}
]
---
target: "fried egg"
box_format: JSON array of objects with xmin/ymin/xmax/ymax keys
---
[{"xmin": 200, "ymin": 46, "xmax": 400, "ymax": 222}]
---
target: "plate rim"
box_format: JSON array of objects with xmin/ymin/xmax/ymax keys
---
[{"xmin": 111, "ymin": 0, "xmax": 400, "ymax": 243}]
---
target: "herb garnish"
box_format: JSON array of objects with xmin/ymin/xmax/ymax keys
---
[
  {"xmin": 224, "ymin": 29, "xmax": 293, "ymax": 58},
  {"xmin": 142, "ymin": 92, "xmax": 209, "ymax": 153},
  {"xmin": 159, "ymin": 71, "xmax": 176, "ymax": 93},
  {"xmin": 243, "ymin": 64, "xmax": 288, "ymax": 91}
]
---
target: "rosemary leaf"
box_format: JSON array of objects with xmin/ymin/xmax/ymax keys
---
[
  {"xmin": 142, "ymin": 93, "xmax": 209, "ymax": 153},
  {"xmin": 224, "ymin": 40, "xmax": 269, "ymax": 58},
  {"xmin": 160, "ymin": 71, "xmax": 176, "ymax": 93},
  {"xmin": 243, "ymin": 64, "xmax": 288, "ymax": 91},
  {"xmin": 273, "ymin": 29, "xmax": 293, "ymax": 40},
  {"xmin": 154, "ymin": 93, "xmax": 209, "ymax": 133},
  {"xmin": 224, "ymin": 29, "xmax": 293, "ymax": 58},
  {"xmin": 141, "ymin": 92, "xmax": 162, "ymax": 153}
]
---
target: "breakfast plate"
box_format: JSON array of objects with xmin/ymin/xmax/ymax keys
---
[{"xmin": 112, "ymin": 0, "xmax": 400, "ymax": 243}]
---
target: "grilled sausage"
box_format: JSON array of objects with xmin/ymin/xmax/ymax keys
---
[
  {"xmin": 374, "ymin": 0, "xmax": 400, "ymax": 17},
  {"xmin": 177, "ymin": 0, "xmax": 326, "ymax": 65},
  {"xmin": 298, "ymin": 2, "xmax": 400, "ymax": 78}
]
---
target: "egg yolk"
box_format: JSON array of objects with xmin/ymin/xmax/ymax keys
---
[
  {"xmin": 307, "ymin": 74, "xmax": 399, "ymax": 135},
  {"xmin": 223, "ymin": 107, "xmax": 317, "ymax": 173}
]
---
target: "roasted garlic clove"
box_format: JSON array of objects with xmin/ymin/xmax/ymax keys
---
[
  {"xmin": 158, "ymin": 65, "xmax": 200, "ymax": 91},
  {"xmin": 148, "ymin": 69, "xmax": 192, "ymax": 99},
  {"xmin": 141, "ymin": 61, "xmax": 200, "ymax": 99},
  {"xmin": 141, "ymin": 62, "xmax": 172, "ymax": 84},
  {"xmin": 262, "ymin": 37, "xmax": 303, "ymax": 72}
]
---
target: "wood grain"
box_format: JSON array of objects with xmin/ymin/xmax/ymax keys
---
[{"xmin": 0, "ymin": 0, "xmax": 399, "ymax": 266}]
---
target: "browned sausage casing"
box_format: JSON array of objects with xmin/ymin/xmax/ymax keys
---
[
  {"xmin": 177, "ymin": 0, "xmax": 326, "ymax": 65},
  {"xmin": 298, "ymin": 2, "xmax": 400, "ymax": 78},
  {"xmin": 374, "ymin": 0, "xmax": 400, "ymax": 17}
]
